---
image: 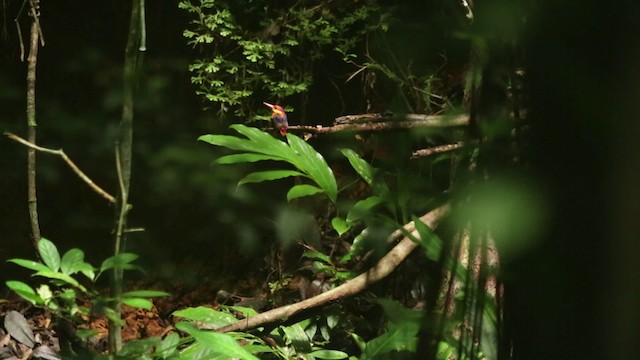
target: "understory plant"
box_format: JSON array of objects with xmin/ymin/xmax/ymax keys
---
[
  {"xmin": 198, "ymin": 125, "xmax": 499, "ymax": 359},
  {"xmin": 5, "ymin": 238, "xmax": 168, "ymax": 356}
]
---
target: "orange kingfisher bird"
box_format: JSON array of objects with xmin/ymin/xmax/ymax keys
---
[{"xmin": 263, "ymin": 102, "xmax": 288, "ymax": 136}]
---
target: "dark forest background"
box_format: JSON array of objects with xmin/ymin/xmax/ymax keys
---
[{"xmin": 1, "ymin": 0, "xmax": 640, "ymax": 359}]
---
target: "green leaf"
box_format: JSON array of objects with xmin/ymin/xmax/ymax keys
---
[
  {"xmin": 346, "ymin": 196, "xmax": 384, "ymax": 223},
  {"xmin": 7, "ymin": 259, "xmax": 50, "ymax": 273},
  {"xmin": 359, "ymin": 325, "xmax": 417, "ymax": 359},
  {"xmin": 117, "ymin": 337, "xmax": 162, "ymax": 357},
  {"xmin": 309, "ymin": 349, "xmax": 349, "ymax": 359},
  {"xmin": 100, "ymin": 253, "xmax": 139, "ymax": 272},
  {"xmin": 302, "ymin": 250, "xmax": 332, "ymax": 264},
  {"xmin": 33, "ymin": 271, "xmax": 87, "ymax": 292},
  {"xmin": 331, "ymin": 217, "xmax": 350, "ymax": 236},
  {"xmin": 410, "ymin": 215, "xmax": 443, "ymax": 261},
  {"xmin": 122, "ymin": 290, "xmax": 170, "ymax": 298},
  {"xmin": 287, "ymin": 134, "xmax": 337, "ymax": 203},
  {"xmin": 60, "ymin": 248, "xmax": 87, "ymax": 275},
  {"xmin": 173, "ymin": 306, "xmax": 238, "ymax": 329},
  {"xmin": 5, "ymin": 281, "xmax": 42, "ymax": 305},
  {"xmin": 177, "ymin": 322, "xmax": 258, "ymax": 360},
  {"xmin": 239, "ymin": 170, "xmax": 305, "ymax": 185},
  {"xmin": 281, "ymin": 323, "xmax": 312, "ymax": 353},
  {"xmin": 76, "ymin": 329, "xmax": 101, "ymax": 340},
  {"xmin": 157, "ymin": 332, "xmax": 180, "ymax": 359},
  {"xmin": 122, "ymin": 298, "xmax": 153, "ymax": 310},
  {"xmin": 340, "ymin": 148, "xmax": 391, "ymax": 199},
  {"xmin": 217, "ymin": 153, "xmax": 282, "ymax": 164},
  {"xmin": 340, "ymin": 149, "xmax": 374, "ymax": 184},
  {"xmin": 221, "ymin": 305, "xmax": 258, "ymax": 317},
  {"xmin": 38, "ymin": 238, "xmax": 61, "ymax": 272},
  {"xmin": 201, "ymin": 125, "xmax": 338, "ymax": 204},
  {"xmin": 287, "ymin": 184, "xmax": 324, "ymax": 201}
]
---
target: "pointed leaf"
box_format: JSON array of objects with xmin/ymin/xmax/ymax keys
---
[
  {"xmin": 238, "ymin": 170, "xmax": 305, "ymax": 185},
  {"xmin": 5, "ymin": 281, "xmax": 42, "ymax": 305},
  {"xmin": 359, "ymin": 325, "xmax": 417, "ymax": 359},
  {"xmin": 346, "ymin": 196, "xmax": 384, "ymax": 223},
  {"xmin": 177, "ymin": 322, "xmax": 258, "ymax": 360},
  {"xmin": 281, "ymin": 323, "xmax": 312, "ymax": 353},
  {"xmin": 5, "ymin": 310, "xmax": 35, "ymax": 347},
  {"xmin": 157, "ymin": 332, "xmax": 180, "ymax": 359},
  {"xmin": 309, "ymin": 349, "xmax": 348, "ymax": 359},
  {"xmin": 286, "ymin": 184, "xmax": 324, "ymax": 201},
  {"xmin": 331, "ymin": 217, "xmax": 350, "ymax": 236},
  {"xmin": 100, "ymin": 253, "xmax": 139, "ymax": 272},
  {"xmin": 122, "ymin": 290, "xmax": 170, "ymax": 298},
  {"xmin": 287, "ymin": 134, "xmax": 337, "ymax": 203},
  {"xmin": 340, "ymin": 149, "xmax": 374, "ymax": 184},
  {"xmin": 33, "ymin": 271, "xmax": 86, "ymax": 292},
  {"xmin": 122, "ymin": 298, "xmax": 153, "ymax": 310},
  {"xmin": 60, "ymin": 248, "xmax": 86, "ymax": 275},
  {"xmin": 411, "ymin": 215, "xmax": 443, "ymax": 261},
  {"xmin": 7, "ymin": 259, "xmax": 50, "ymax": 273},
  {"xmin": 340, "ymin": 148, "xmax": 391, "ymax": 200},
  {"xmin": 38, "ymin": 238, "xmax": 61, "ymax": 272},
  {"xmin": 217, "ymin": 153, "xmax": 282, "ymax": 164}
]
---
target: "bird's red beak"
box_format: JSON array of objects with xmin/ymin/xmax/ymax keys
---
[{"xmin": 263, "ymin": 102, "xmax": 275, "ymax": 109}]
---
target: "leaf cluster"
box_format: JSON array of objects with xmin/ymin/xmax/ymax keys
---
[
  {"xmin": 5, "ymin": 238, "xmax": 168, "ymax": 327},
  {"xmin": 179, "ymin": 0, "xmax": 388, "ymax": 117}
]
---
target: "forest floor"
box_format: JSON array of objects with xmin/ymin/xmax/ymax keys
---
[{"xmin": 0, "ymin": 258, "xmax": 275, "ymax": 358}]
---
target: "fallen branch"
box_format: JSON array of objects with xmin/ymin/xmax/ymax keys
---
[
  {"xmin": 4, "ymin": 131, "xmax": 116, "ymax": 204},
  {"xmin": 216, "ymin": 203, "xmax": 450, "ymax": 333}
]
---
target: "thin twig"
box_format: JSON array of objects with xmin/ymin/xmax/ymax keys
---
[
  {"xmin": 4, "ymin": 131, "xmax": 116, "ymax": 203},
  {"xmin": 216, "ymin": 203, "xmax": 450, "ymax": 333},
  {"xmin": 411, "ymin": 142, "xmax": 465, "ymax": 159}
]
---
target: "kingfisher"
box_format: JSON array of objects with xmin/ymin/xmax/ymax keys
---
[{"xmin": 263, "ymin": 101, "xmax": 288, "ymax": 136}]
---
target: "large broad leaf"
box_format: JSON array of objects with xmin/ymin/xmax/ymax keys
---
[
  {"xmin": 199, "ymin": 124, "xmax": 338, "ymax": 203},
  {"xmin": 287, "ymin": 134, "xmax": 337, "ymax": 203},
  {"xmin": 38, "ymin": 238, "xmax": 61, "ymax": 272}
]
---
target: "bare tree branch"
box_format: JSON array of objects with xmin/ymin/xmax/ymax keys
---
[
  {"xmin": 290, "ymin": 113, "xmax": 469, "ymax": 135},
  {"xmin": 411, "ymin": 142, "xmax": 465, "ymax": 159},
  {"xmin": 4, "ymin": 131, "xmax": 116, "ymax": 204},
  {"xmin": 216, "ymin": 203, "xmax": 450, "ymax": 333}
]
